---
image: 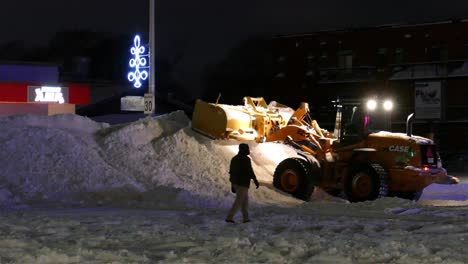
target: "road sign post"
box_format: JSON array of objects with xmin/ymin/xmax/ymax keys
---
[{"xmin": 144, "ymin": 93, "xmax": 154, "ymax": 114}]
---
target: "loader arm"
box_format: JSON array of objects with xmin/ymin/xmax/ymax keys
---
[{"xmin": 191, "ymin": 97, "xmax": 333, "ymax": 152}]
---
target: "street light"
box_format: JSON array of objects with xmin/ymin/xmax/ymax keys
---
[
  {"xmin": 149, "ymin": 0, "xmax": 155, "ymax": 97},
  {"xmin": 125, "ymin": 1, "xmax": 156, "ymax": 114},
  {"xmin": 145, "ymin": 0, "xmax": 156, "ymax": 115}
]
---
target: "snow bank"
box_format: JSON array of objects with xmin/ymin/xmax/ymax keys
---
[
  {"xmin": 0, "ymin": 114, "xmax": 144, "ymax": 207},
  {"xmin": 0, "ymin": 111, "xmax": 299, "ymax": 209},
  {"xmin": 1, "ymin": 111, "xmax": 466, "ymax": 210}
]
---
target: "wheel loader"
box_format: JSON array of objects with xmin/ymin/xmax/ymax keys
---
[{"xmin": 192, "ymin": 96, "xmax": 459, "ymax": 202}]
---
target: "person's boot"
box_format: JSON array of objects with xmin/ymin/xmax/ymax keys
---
[{"xmin": 225, "ymin": 219, "xmax": 235, "ymax": 223}]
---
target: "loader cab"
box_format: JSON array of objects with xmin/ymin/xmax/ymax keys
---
[
  {"xmin": 335, "ymin": 99, "xmax": 393, "ymax": 146},
  {"xmin": 339, "ymin": 103, "xmax": 367, "ymax": 145}
]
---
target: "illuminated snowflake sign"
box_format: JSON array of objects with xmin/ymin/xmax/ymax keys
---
[{"xmin": 127, "ymin": 35, "xmax": 149, "ymax": 88}]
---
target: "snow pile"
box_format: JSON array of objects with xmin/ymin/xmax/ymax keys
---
[
  {"xmin": 0, "ymin": 114, "xmax": 144, "ymax": 207},
  {"xmin": 98, "ymin": 111, "xmax": 299, "ymax": 208},
  {"xmin": 0, "ymin": 111, "xmax": 299, "ymax": 208},
  {"xmin": 422, "ymin": 183, "xmax": 468, "ymax": 201},
  {"xmin": 0, "ymin": 111, "xmax": 466, "ymax": 210}
]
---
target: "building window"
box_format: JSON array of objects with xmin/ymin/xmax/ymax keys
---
[
  {"xmin": 431, "ymin": 46, "xmax": 440, "ymax": 61},
  {"xmin": 306, "ymin": 52, "xmax": 316, "ymax": 69},
  {"xmin": 431, "ymin": 44, "xmax": 448, "ymax": 61},
  {"xmin": 377, "ymin": 48, "xmax": 387, "ymax": 66},
  {"xmin": 395, "ymin": 48, "xmax": 404, "ymax": 64},
  {"xmin": 306, "ymin": 52, "xmax": 315, "ymax": 60},
  {"xmin": 319, "ymin": 70, "xmax": 328, "ymax": 79},
  {"xmin": 464, "ymin": 44, "xmax": 468, "ymax": 59},
  {"xmin": 319, "ymin": 51, "xmax": 328, "ymax": 67},
  {"xmin": 306, "ymin": 60, "xmax": 315, "ymax": 71},
  {"xmin": 338, "ymin": 50, "xmax": 353, "ymax": 70},
  {"xmin": 276, "ymin": 56, "xmax": 286, "ymax": 63},
  {"xmin": 275, "ymin": 72, "xmax": 285, "ymax": 78},
  {"xmin": 321, "ymin": 51, "xmax": 328, "ymax": 59},
  {"xmin": 441, "ymin": 45, "xmax": 448, "ymax": 61}
]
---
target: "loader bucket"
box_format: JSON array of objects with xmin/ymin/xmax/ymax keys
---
[
  {"xmin": 192, "ymin": 99, "xmax": 228, "ymax": 139},
  {"xmin": 191, "ymin": 99, "xmax": 256, "ymax": 140}
]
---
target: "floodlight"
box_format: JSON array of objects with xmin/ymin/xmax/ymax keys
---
[
  {"xmin": 366, "ymin": 99, "xmax": 377, "ymax": 111},
  {"xmin": 383, "ymin": 100, "xmax": 393, "ymax": 111}
]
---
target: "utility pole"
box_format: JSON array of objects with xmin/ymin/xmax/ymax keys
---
[{"xmin": 148, "ymin": 0, "xmax": 156, "ymax": 114}]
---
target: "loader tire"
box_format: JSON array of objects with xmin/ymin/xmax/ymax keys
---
[
  {"xmin": 344, "ymin": 163, "xmax": 389, "ymax": 202},
  {"xmin": 273, "ymin": 157, "xmax": 318, "ymax": 201}
]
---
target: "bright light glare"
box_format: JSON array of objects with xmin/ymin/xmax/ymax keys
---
[
  {"xmin": 366, "ymin": 99, "xmax": 377, "ymax": 111},
  {"xmin": 383, "ymin": 100, "xmax": 393, "ymax": 111}
]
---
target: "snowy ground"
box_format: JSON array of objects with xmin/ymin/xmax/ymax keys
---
[{"xmin": 0, "ymin": 112, "xmax": 467, "ymax": 263}]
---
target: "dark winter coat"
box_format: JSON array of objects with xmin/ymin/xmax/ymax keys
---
[{"xmin": 229, "ymin": 148, "xmax": 258, "ymax": 188}]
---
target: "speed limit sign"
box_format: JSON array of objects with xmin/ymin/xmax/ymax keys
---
[{"xmin": 144, "ymin": 93, "xmax": 154, "ymax": 114}]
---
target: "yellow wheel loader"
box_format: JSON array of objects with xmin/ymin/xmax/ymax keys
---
[{"xmin": 192, "ymin": 97, "xmax": 459, "ymax": 202}]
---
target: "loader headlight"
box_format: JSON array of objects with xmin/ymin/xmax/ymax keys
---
[
  {"xmin": 383, "ymin": 100, "xmax": 393, "ymax": 111},
  {"xmin": 366, "ymin": 99, "xmax": 377, "ymax": 111}
]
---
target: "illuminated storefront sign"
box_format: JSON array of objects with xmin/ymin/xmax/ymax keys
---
[
  {"xmin": 127, "ymin": 35, "xmax": 149, "ymax": 88},
  {"xmin": 415, "ymin": 81, "xmax": 441, "ymax": 119},
  {"xmin": 27, "ymin": 86, "xmax": 69, "ymax": 104},
  {"xmin": 35, "ymin": 86, "xmax": 64, "ymax": 103}
]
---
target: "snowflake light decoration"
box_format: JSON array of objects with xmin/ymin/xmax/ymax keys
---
[{"xmin": 127, "ymin": 35, "xmax": 149, "ymax": 88}]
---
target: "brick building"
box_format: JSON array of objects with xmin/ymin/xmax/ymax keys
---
[{"xmin": 272, "ymin": 19, "xmax": 468, "ymax": 165}]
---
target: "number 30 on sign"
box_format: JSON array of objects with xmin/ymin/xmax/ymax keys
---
[{"xmin": 144, "ymin": 93, "xmax": 154, "ymax": 114}]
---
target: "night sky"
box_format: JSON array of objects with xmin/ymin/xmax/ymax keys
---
[{"xmin": 2, "ymin": 0, "xmax": 468, "ymax": 96}]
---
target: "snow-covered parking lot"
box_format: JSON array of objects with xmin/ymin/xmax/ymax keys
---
[{"xmin": 0, "ymin": 112, "xmax": 467, "ymax": 263}]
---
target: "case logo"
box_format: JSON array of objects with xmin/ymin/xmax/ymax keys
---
[{"xmin": 388, "ymin": 145, "xmax": 410, "ymax": 152}]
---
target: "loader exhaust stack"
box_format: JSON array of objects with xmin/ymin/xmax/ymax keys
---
[{"xmin": 406, "ymin": 113, "xmax": 414, "ymax": 137}]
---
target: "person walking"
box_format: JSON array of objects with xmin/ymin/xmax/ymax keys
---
[{"xmin": 226, "ymin": 143, "xmax": 259, "ymax": 223}]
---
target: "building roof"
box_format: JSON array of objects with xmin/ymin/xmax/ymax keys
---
[{"xmin": 274, "ymin": 19, "xmax": 468, "ymax": 39}]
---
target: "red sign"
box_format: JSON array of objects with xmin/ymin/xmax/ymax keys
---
[{"xmin": 0, "ymin": 82, "xmax": 90, "ymax": 105}]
